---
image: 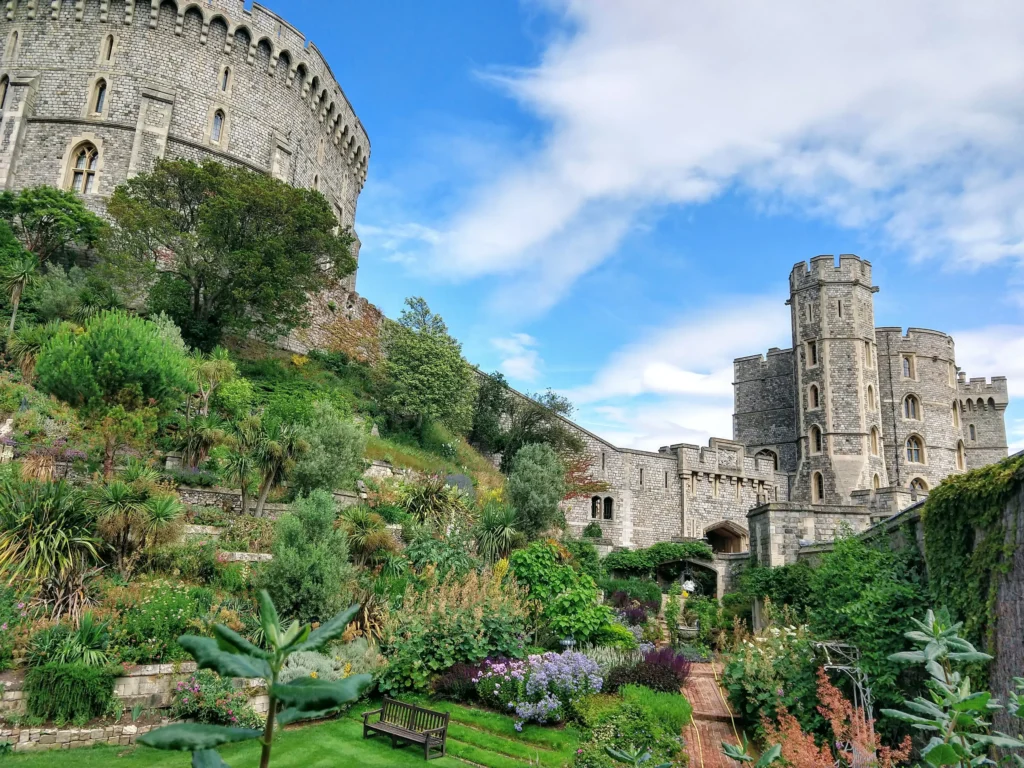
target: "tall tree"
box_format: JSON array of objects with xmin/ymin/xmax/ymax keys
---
[
  {"xmin": 506, "ymin": 443, "xmax": 567, "ymax": 539},
  {"xmin": 379, "ymin": 297, "xmax": 478, "ymax": 435},
  {"xmin": 104, "ymin": 160, "xmax": 355, "ymax": 349},
  {"xmin": 253, "ymin": 422, "xmax": 308, "ymax": 518},
  {"xmin": 0, "ymin": 186, "xmax": 104, "ymax": 266},
  {"xmin": 3, "ymin": 253, "xmax": 38, "ymax": 338}
]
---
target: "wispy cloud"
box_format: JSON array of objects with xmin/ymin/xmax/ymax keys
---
[
  {"xmin": 952, "ymin": 324, "xmax": 1024, "ymax": 453},
  {"xmin": 388, "ymin": 0, "xmax": 1024, "ymax": 317},
  {"xmin": 492, "ymin": 333, "xmax": 543, "ymax": 382}
]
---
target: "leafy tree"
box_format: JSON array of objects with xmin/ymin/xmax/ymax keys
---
[
  {"xmin": 3, "ymin": 253, "xmax": 37, "ymax": 338},
  {"xmin": 224, "ymin": 415, "xmax": 261, "ymax": 516},
  {"xmin": 176, "ymin": 414, "xmax": 227, "ymax": 470},
  {"xmin": 0, "ymin": 186, "xmax": 104, "ymax": 266},
  {"xmin": 253, "ymin": 423, "xmax": 308, "ymax": 518},
  {"xmin": 379, "ymin": 297, "xmax": 477, "ymax": 435},
  {"xmin": 24, "ymin": 264, "xmax": 121, "ymax": 324},
  {"xmin": 104, "ymin": 160, "xmax": 355, "ymax": 349},
  {"xmin": 290, "ymin": 401, "xmax": 366, "ymax": 496},
  {"xmin": 470, "ymin": 371, "xmax": 511, "ymax": 453},
  {"xmin": 189, "ymin": 346, "xmax": 236, "ymax": 417},
  {"xmin": 256, "ymin": 490, "xmax": 354, "ymax": 625},
  {"xmin": 506, "ymin": 443, "xmax": 566, "ymax": 539},
  {"xmin": 34, "ymin": 310, "xmax": 190, "ymax": 476}
]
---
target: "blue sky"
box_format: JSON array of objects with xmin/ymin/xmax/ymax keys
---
[{"xmin": 280, "ymin": 0, "xmax": 1024, "ymax": 452}]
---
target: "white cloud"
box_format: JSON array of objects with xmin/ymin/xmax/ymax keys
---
[
  {"xmin": 492, "ymin": 333, "xmax": 543, "ymax": 381},
  {"xmin": 951, "ymin": 324, "xmax": 1024, "ymax": 453},
  {"xmin": 415, "ymin": 0, "xmax": 1024, "ymax": 314},
  {"xmin": 566, "ymin": 295, "xmax": 791, "ymax": 450}
]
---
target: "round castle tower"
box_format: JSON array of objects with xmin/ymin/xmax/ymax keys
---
[
  {"xmin": 0, "ymin": 0, "xmax": 369, "ymax": 286},
  {"xmin": 790, "ymin": 255, "xmax": 889, "ymax": 504}
]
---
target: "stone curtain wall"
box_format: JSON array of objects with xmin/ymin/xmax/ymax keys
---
[
  {"xmin": 747, "ymin": 501, "xmax": 874, "ymax": 567},
  {"xmin": 733, "ymin": 348, "xmax": 798, "ymax": 473}
]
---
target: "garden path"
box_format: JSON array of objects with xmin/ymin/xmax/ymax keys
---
[{"xmin": 682, "ymin": 663, "xmax": 742, "ymax": 768}]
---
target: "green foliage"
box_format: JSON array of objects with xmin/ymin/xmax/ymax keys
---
[
  {"xmin": 0, "ymin": 186, "xmax": 104, "ymax": 265},
  {"xmin": 212, "ymin": 376, "xmax": 255, "ymax": 421},
  {"xmin": 574, "ymin": 700, "xmax": 683, "ymax": 768},
  {"xmin": 602, "ymin": 541, "xmax": 714, "ymax": 578},
  {"xmin": 582, "ymin": 521, "xmax": 604, "ymax": 539},
  {"xmin": 469, "ymin": 371, "xmax": 510, "ymax": 454},
  {"xmin": 736, "ymin": 564, "xmax": 814, "ymax": 620},
  {"xmin": 171, "ymin": 670, "xmax": 264, "ymax": 730},
  {"xmin": 404, "ymin": 474, "xmax": 473, "ymax": 531},
  {"xmin": 145, "ymin": 541, "xmax": 220, "ymax": 584},
  {"xmin": 921, "ymin": 453, "xmax": 1024, "ymax": 653},
  {"xmin": 24, "ymin": 265, "xmax": 120, "ymax": 324},
  {"xmin": 256, "ymin": 490, "xmax": 354, "ymax": 625},
  {"xmin": 379, "ymin": 297, "xmax": 477, "ymax": 435},
  {"xmin": 24, "ymin": 662, "xmax": 117, "ymax": 723},
  {"xmin": 26, "ymin": 611, "xmax": 110, "ymax": 667},
  {"xmin": 290, "ymin": 401, "xmax": 366, "ymax": 495},
  {"xmin": 882, "ymin": 609, "xmax": 1024, "ymax": 768},
  {"xmin": 106, "ymin": 160, "xmax": 355, "ymax": 349},
  {"xmin": 139, "ymin": 592, "xmax": 371, "ymax": 768},
  {"xmin": 404, "ymin": 526, "xmax": 479, "ymax": 579},
  {"xmin": 0, "ymin": 479, "xmax": 99, "ymax": 585},
  {"xmin": 683, "ymin": 596, "xmax": 727, "ymax": 650},
  {"xmin": 509, "ymin": 541, "xmax": 614, "ymax": 644},
  {"xmin": 507, "ymin": 443, "xmax": 566, "ymax": 539},
  {"xmin": 620, "ymin": 685, "xmax": 692, "ymax": 738},
  {"xmin": 475, "ymin": 500, "xmax": 521, "ymax": 563},
  {"xmin": 722, "ymin": 624, "xmax": 822, "ymax": 742},
  {"xmin": 598, "ymin": 578, "xmax": 663, "ymax": 606},
  {"xmin": 564, "ymin": 538, "xmax": 602, "ymax": 582},
  {"xmin": 106, "ymin": 580, "xmax": 214, "ymax": 664},
  {"xmin": 378, "ymin": 569, "xmax": 528, "ymax": 696}
]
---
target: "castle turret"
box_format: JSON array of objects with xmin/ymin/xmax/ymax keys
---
[{"xmin": 789, "ymin": 255, "xmax": 888, "ymax": 503}]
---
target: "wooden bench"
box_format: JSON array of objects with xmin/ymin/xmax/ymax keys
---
[{"xmin": 362, "ymin": 697, "xmax": 450, "ymax": 760}]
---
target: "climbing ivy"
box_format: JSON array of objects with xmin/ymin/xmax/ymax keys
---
[
  {"xmin": 922, "ymin": 453, "xmax": 1024, "ymax": 653},
  {"xmin": 602, "ymin": 540, "xmax": 713, "ymax": 577}
]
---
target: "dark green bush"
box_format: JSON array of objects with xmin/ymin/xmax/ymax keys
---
[
  {"xmin": 146, "ymin": 541, "xmax": 219, "ymax": 583},
  {"xmin": 25, "ymin": 662, "xmax": 117, "ymax": 723},
  {"xmin": 581, "ymin": 521, "xmax": 603, "ymax": 539},
  {"xmin": 598, "ymin": 577, "xmax": 662, "ymax": 606},
  {"xmin": 605, "ymin": 662, "xmax": 682, "ymax": 693},
  {"xmin": 163, "ymin": 467, "xmax": 220, "ymax": 488},
  {"xmin": 602, "ymin": 541, "xmax": 713, "ymax": 578},
  {"xmin": 563, "ymin": 538, "xmax": 601, "ymax": 582}
]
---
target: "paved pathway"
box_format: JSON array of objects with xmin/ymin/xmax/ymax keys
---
[{"xmin": 682, "ymin": 663, "xmax": 743, "ymax": 768}]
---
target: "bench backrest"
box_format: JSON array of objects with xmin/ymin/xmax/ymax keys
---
[{"xmin": 380, "ymin": 698, "xmax": 449, "ymax": 733}]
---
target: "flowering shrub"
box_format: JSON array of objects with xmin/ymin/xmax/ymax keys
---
[
  {"xmin": 170, "ymin": 671, "xmax": 263, "ymax": 730},
  {"xmin": 105, "ymin": 580, "xmax": 213, "ymax": 664},
  {"xmin": 378, "ymin": 569, "xmax": 529, "ymax": 697},
  {"xmin": 433, "ymin": 662, "xmax": 484, "ymax": 701},
  {"xmin": 476, "ymin": 651, "xmax": 603, "ymax": 729}
]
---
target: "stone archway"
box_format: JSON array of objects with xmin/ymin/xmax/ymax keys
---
[{"xmin": 704, "ymin": 520, "xmax": 749, "ymax": 554}]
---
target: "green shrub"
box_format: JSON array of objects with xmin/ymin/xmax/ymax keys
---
[
  {"xmin": 170, "ymin": 670, "xmax": 263, "ymax": 729},
  {"xmin": 582, "ymin": 521, "xmax": 604, "ymax": 539},
  {"xmin": 605, "ymin": 662, "xmax": 682, "ymax": 694},
  {"xmin": 684, "ymin": 596, "xmax": 727, "ymax": 650},
  {"xmin": 163, "ymin": 467, "xmax": 220, "ymax": 488},
  {"xmin": 510, "ymin": 541, "xmax": 614, "ymax": 644},
  {"xmin": 255, "ymin": 490, "xmax": 354, "ymax": 625},
  {"xmin": 405, "ymin": 526, "xmax": 479, "ymax": 579},
  {"xmin": 146, "ymin": 541, "xmax": 219, "ymax": 583},
  {"xmin": 602, "ymin": 541, "xmax": 713, "ymax": 578},
  {"xmin": 290, "ymin": 401, "xmax": 366, "ymax": 495},
  {"xmin": 26, "ymin": 612, "xmax": 110, "ymax": 667},
  {"xmin": 620, "ymin": 685, "xmax": 692, "ymax": 733},
  {"xmin": 575, "ymin": 700, "xmax": 683, "ymax": 767},
  {"xmin": 564, "ymin": 538, "xmax": 601, "ymax": 582},
  {"xmin": 0, "ymin": 585, "xmax": 31, "ymax": 670},
  {"xmin": 506, "ymin": 443, "xmax": 566, "ymax": 538},
  {"xmin": 592, "ymin": 621, "xmax": 639, "ymax": 649},
  {"xmin": 598, "ymin": 578, "xmax": 662, "ymax": 606},
  {"xmin": 106, "ymin": 580, "xmax": 214, "ymax": 664},
  {"xmin": 25, "ymin": 662, "xmax": 117, "ymax": 723}
]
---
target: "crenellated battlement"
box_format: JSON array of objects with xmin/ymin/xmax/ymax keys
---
[
  {"xmin": 790, "ymin": 254, "xmax": 874, "ymax": 291},
  {"xmin": 2, "ymin": 0, "xmax": 370, "ymax": 184},
  {"xmin": 957, "ymin": 375, "xmax": 1009, "ymax": 405},
  {"xmin": 734, "ymin": 347, "xmax": 793, "ymax": 382}
]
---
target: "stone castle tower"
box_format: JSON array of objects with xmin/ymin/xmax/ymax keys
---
[{"xmin": 790, "ymin": 256, "xmax": 889, "ymax": 503}]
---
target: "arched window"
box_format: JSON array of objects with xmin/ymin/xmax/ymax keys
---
[
  {"xmin": 870, "ymin": 427, "xmax": 879, "ymax": 456},
  {"xmin": 812, "ymin": 472, "xmax": 824, "ymax": 502},
  {"xmin": 755, "ymin": 449, "xmax": 778, "ymax": 471},
  {"xmin": 867, "ymin": 385, "xmax": 875, "ymax": 410},
  {"xmin": 952, "ymin": 403, "xmax": 960, "ymax": 428},
  {"xmin": 902, "ymin": 356, "xmax": 914, "ymax": 378},
  {"xmin": 590, "ymin": 496, "xmax": 600, "ymax": 520},
  {"xmin": 909, "ymin": 478, "xmax": 929, "ymax": 494},
  {"xmin": 956, "ymin": 441, "xmax": 966, "ymax": 470},
  {"xmin": 67, "ymin": 142, "xmax": 99, "ymax": 194},
  {"xmin": 873, "ymin": 473, "xmax": 881, "ymax": 490},
  {"xmin": 808, "ymin": 341, "xmax": 818, "ymax": 367},
  {"xmin": 905, "ymin": 436, "xmax": 923, "ymax": 464},
  {"xmin": 92, "ymin": 79, "xmax": 107, "ymax": 115},
  {"xmin": 903, "ymin": 395, "xmax": 920, "ymax": 420},
  {"xmin": 969, "ymin": 424, "xmax": 976, "ymax": 441},
  {"xmin": 967, "ymin": 399, "xmax": 974, "ymax": 412},
  {"xmin": 0, "ymin": 76, "xmax": 8, "ymax": 111},
  {"xmin": 211, "ymin": 110, "xmax": 225, "ymax": 143},
  {"xmin": 221, "ymin": 66, "xmax": 231, "ymax": 92},
  {"xmin": 809, "ymin": 385, "xmax": 819, "ymax": 409},
  {"xmin": 102, "ymin": 34, "xmax": 114, "ymax": 62},
  {"xmin": 603, "ymin": 497, "xmax": 614, "ymax": 520},
  {"xmin": 810, "ymin": 425, "xmax": 823, "ymax": 454}
]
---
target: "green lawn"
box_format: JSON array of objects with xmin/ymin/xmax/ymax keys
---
[{"xmin": 7, "ymin": 701, "xmax": 581, "ymax": 768}]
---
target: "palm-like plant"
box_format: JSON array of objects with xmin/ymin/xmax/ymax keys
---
[
  {"xmin": 189, "ymin": 346, "xmax": 236, "ymax": 417},
  {"xmin": 475, "ymin": 501, "xmax": 520, "ymax": 563},
  {"xmin": 0, "ymin": 479, "xmax": 100, "ymax": 586},
  {"xmin": 7, "ymin": 320, "xmax": 66, "ymax": 380},
  {"xmin": 253, "ymin": 423, "xmax": 308, "ymax": 518},
  {"xmin": 176, "ymin": 413, "xmax": 227, "ymax": 470},
  {"xmin": 224, "ymin": 415, "xmax": 262, "ymax": 515},
  {"xmin": 339, "ymin": 506, "xmax": 396, "ymax": 566},
  {"xmin": 3, "ymin": 253, "xmax": 38, "ymax": 339},
  {"xmin": 405, "ymin": 474, "xmax": 473, "ymax": 531}
]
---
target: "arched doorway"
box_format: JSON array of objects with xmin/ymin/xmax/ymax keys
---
[{"xmin": 704, "ymin": 520, "xmax": 749, "ymax": 554}]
